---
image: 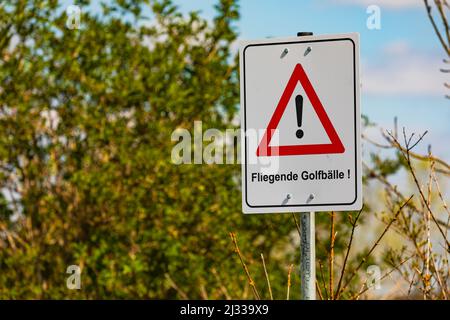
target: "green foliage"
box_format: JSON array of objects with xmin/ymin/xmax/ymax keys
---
[
  {"xmin": 370, "ymin": 152, "xmax": 403, "ymax": 178},
  {"xmin": 1, "ymin": 0, "xmax": 398, "ymax": 300},
  {"xmin": 0, "ymin": 0, "xmax": 307, "ymax": 299}
]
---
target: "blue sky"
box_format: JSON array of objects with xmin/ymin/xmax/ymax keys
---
[
  {"xmin": 62, "ymin": 0, "xmax": 449, "ymax": 158},
  {"xmin": 174, "ymin": 0, "xmax": 449, "ymax": 159}
]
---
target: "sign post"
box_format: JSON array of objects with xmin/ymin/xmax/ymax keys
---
[
  {"xmin": 298, "ymin": 32, "xmax": 315, "ymax": 301},
  {"xmin": 300, "ymin": 211, "xmax": 315, "ymax": 300},
  {"xmin": 239, "ymin": 32, "xmax": 362, "ymax": 300}
]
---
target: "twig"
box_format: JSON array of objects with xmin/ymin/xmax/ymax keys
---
[
  {"xmin": 338, "ymin": 196, "xmax": 414, "ymax": 296},
  {"xmin": 389, "ymin": 129, "xmax": 450, "ymax": 250},
  {"xmin": 432, "ymin": 170, "xmax": 450, "ymax": 217},
  {"xmin": 335, "ymin": 207, "xmax": 364, "ymax": 299},
  {"xmin": 355, "ymin": 278, "xmax": 369, "ymax": 300},
  {"xmin": 436, "ymin": 0, "xmax": 450, "ymax": 46},
  {"xmin": 242, "ymin": 282, "xmax": 249, "ymax": 299},
  {"xmin": 353, "ymin": 253, "xmax": 416, "ymax": 300},
  {"xmin": 423, "ymin": 153, "xmax": 434, "ymax": 299},
  {"xmin": 407, "ymin": 272, "xmax": 417, "ymax": 298},
  {"xmin": 229, "ymin": 232, "xmax": 261, "ymax": 300},
  {"xmin": 316, "ymin": 281, "xmax": 324, "ymax": 300},
  {"xmin": 292, "ymin": 213, "xmax": 301, "ymax": 238},
  {"xmin": 318, "ymin": 259, "xmax": 329, "ymax": 300},
  {"xmin": 364, "ymin": 160, "xmax": 447, "ymax": 241},
  {"xmin": 430, "ymin": 254, "xmax": 448, "ymax": 299},
  {"xmin": 260, "ymin": 253, "xmax": 273, "ymax": 300},
  {"xmin": 329, "ymin": 211, "xmax": 336, "ymax": 299},
  {"xmin": 165, "ymin": 273, "xmax": 188, "ymax": 299},
  {"xmin": 377, "ymin": 130, "xmax": 450, "ymax": 174},
  {"xmin": 199, "ymin": 278, "xmax": 209, "ymax": 300},
  {"xmin": 211, "ymin": 268, "xmax": 231, "ymax": 300},
  {"xmin": 423, "ymin": 0, "xmax": 450, "ymax": 55},
  {"xmin": 287, "ymin": 264, "xmax": 294, "ymax": 300}
]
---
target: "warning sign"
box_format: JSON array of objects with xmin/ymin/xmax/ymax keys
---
[
  {"xmin": 257, "ymin": 63, "xmax": 345, "ymax": 157},
  {"xmin": 240, "ymin": 33, "xmax": 362, "ymax": 214}
]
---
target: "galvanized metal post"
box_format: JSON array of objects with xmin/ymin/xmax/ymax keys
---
[
  {"xmin": 300, "ymin": 211, "xmax": 316, "ymax": 300},
  {"xmin": 296, "ymin": 31, "xmax": 316, "ymax": 301}
]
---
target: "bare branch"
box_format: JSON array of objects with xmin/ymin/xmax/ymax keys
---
[
  {"xmin": 364, "ymin": 130, "xmax": 450, "ymax": 175},
  {"xmin": 286, "ymin": 264, "xmax": 294, "ymax": 300},
  {"xmin": 335, "ymin": 207, "xmax": 364, "ymax": 299},
  {"xmin": 230, "ymin": 232, "xmax": 261, "ymax": 299},
  {"xmin": 338, "ymin": 196, "xmax": 414, "ymax": 296},
  {"xmin": 387, "ymin": 130, "xmax": 450, "ymax": 250},
  {"xmin": 260, "ymin": 253, "xmax": 273, "ymax": 300},
  {"xmin": 318, "ymin": 259, "xmax": 329, "ymax": 300},
  {"xmin": 316, "ymin": 281, "xmax": 324, "ymax": 300},
  {"xmin": 165, "ymin": 273, "xmax": 188, "ymax": 299},
  {"xmin": 291, "ymin": 213, "xmax": 301, "ymax": 239},
  {"xmin": 424, "ymin": 0, "xmax": 450, "ymax": 55},
  {"xmin": 352, "ymin": 253, "xmax": 417, "ymax": 300},
  {"xmin": 329, "ymin": 211, "xmax": 336, "ymax": 299}
]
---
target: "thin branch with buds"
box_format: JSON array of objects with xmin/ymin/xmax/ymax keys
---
[
  {"xmin": 335, "ymin": 207, "xmax": 364, "ymax": 299},
  {"xmin": 387, "ymin": 129, "xmax": 450, "ymax": 250},
  {"xmin": 329, "ymin": 211, "xmax": 336, "ymax": 299},
  {"xmin": 230, "ymin": 232, "xmax": 261, "ymax": 300},
  {"xmin": 337, "ymin": 196, "xmax": 414, "ymax": 297},
  {"xmin": 286, "ymin": 264, "xmax": 294, "ymax": 300},
  {"xmin": 260, "ymin": 253, "xmax": 273, "ymax": 300}
]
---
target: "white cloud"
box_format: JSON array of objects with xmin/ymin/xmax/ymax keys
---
[
  {"xmin": 362, "ymin": 41, "xmax": 448, "ymax": 96},
  {"xmin": 332, "ymin": 0, "xmax": 422, "ymax": 9},
  {"xmin": 381, "ymin": 41, "xmax": 410, "ymax": 55}
]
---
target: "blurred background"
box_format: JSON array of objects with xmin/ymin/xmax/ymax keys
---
[{"xmin": 0, "ymin": 0, "xmax": 448, "ymax": 299}]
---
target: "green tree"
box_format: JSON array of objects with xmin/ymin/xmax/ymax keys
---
[
  {"xmin": 0, "ymin": 0, "xmax": 301, "ymax": 299},
  {"xmin": 2, "ymin": 0, "xmax": 447, "ymax": 300}
]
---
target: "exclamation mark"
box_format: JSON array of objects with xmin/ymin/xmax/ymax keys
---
[
  {"xmin": 347, "ymin": 169, "xmax": 350, "ymax": 179},
  {"xmin": 295, "ymin": 95, "xmax": 304, "ymax": 139}
]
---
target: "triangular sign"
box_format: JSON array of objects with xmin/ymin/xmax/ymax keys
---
[{"xmin": 257, "ymin": 63, "xmax": 345, "ymax": 157}]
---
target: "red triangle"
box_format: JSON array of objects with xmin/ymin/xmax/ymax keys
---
[{"xmin": 257, "ymin": 63, "xmax": 345, "ymax": 157}]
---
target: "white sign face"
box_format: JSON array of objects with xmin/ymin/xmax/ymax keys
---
[{"xmin": 240, "ymin": 33, "xmax": 362, "ymax": 214}]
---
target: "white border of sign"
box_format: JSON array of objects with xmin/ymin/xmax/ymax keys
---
[{"xmin": 240, "ymin": 33, "xmax": 362, "ymax": 214}]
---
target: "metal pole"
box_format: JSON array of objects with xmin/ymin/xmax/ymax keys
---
[
  {"xmin": 300, "ymin": 211, "xmax": 316, "ymax": 300},
  {"xmin": 296, "ymin": 31, "xmax": 316, "ymax": 301}
]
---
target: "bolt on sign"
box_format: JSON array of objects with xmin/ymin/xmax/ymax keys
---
[{"xmin": 239, "ymin": 33, "xmax": 362, "ymax": 214}]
